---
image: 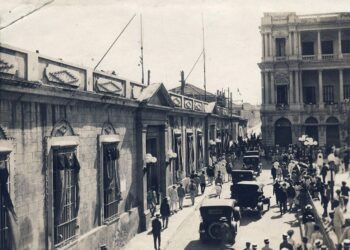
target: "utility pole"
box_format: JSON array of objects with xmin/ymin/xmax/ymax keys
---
[
  {"xmin": 180, "ymin": 71, "xmax": 185, "ymax": 95},
  {"xmin": 202, "ymin": 14, "xmax": 207, "ymax": 101},
  {"xmin": 140, "ymin": 14, "xmax": 145, "ymax": 84},
  {"xmin": 147, "ymin": 70, "xmax": 151, "ymax": 86}
]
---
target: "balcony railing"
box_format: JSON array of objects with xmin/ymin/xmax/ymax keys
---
[
  {"xmin": 275, "ymin": 103, "xmax": 289, "ymax": 110},
  {"xmin": 275, "ymin": 56, "xmax": 286, "ymax": 61},
  {"xmin": 302, "ymin": 55, "xmax": 316, "ymax": 61},
  {"xmin": 322, "ymin": 54, "xmax": 334, "ymax": 60}
]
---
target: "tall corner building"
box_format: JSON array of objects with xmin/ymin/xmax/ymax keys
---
[{"xmin": 259, "ymin": 12, "xmax": 350, "ymax": 147}]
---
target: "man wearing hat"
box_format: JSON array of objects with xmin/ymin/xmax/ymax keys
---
[
  {"xmin": 279, "ymin": 233, "xmax": 293, "ymax": 250},
  {"xmin": 340, "ymin": 219, "xmax": 350, "ymax": 243},
  {"xmin": 313, "ymin": 239, "xmax": 323, "ymax": 249},
  {"xmin": 261, "ymin": 239, "xmax": 272, "ymax": 250},
  {"xmin": 243, "ymin": 241, "xmax": 252, "ymax": 250},
  {"xmin": 287, "ymin": 229, "xmax": 296, "ymax": 249},
  {"xmin": 343, "ymin": 239, "xmax": 350, "ymax": 250},
  {"xmin": 151, "ymin": 214, "xmax": 162, "ymax": 250},
  {"xmin": 252, "ymin": 243, "xmax": 258, "ymax": 250}
]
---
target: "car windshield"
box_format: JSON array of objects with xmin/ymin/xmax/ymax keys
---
[
  {"xmin": 243, "ymin": 157, "xmax": 259, "ymax": 165},
  {"xmin": 200, "ymin": 206, "xmax": 232, "ymax": 219}
]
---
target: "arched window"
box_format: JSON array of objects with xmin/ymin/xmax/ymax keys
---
[
  {"xmin": 304, "ymin": 117, "xmax": 318, "ymax": 141},
  {"xmin": 274, "ymin": 118, "xmax": 292, "ymax": 146}
]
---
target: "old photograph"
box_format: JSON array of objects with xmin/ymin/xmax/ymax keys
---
[{"xmin": 1, "ymin": 0, "xmax": 350, "ymax": 249}]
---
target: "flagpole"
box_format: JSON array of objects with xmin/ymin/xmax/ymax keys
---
[{"xmin": 202, "ymin": 14, "xmax": 207, "ymax": 102}]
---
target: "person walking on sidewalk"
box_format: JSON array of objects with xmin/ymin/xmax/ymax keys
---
[
  {"xmin": 160, "ymin": 198, "xmax": 170, "ymax": 229},
  {"xmin": 341, "ymin": 181, "xmax": 350, "ymax": 212},
  {"xmin": 199, "ymin": 171, "xmax": 206, "ymax": 195},
  {"xmin": 334, "ymin": 200, "xmax": 345, "ymax": 243},
  {"xmin": 189, "ymin": 180, "xmax": 197, "ymax": 206},
  {"xmin": 152, "ymin": 214, "xmax": 162, "ymax": 250},
  {"xmin": 169, "ymin": 185, "xmax": 178, "ymax": 214},
  {"xmin": 271, "ymin": 165, "xmax": 277, "ymax": 182},
  {"xmin": 147, "ymin": 189, "xmax": 157, "ymax": 217},
  {"xmin": 261, "ymin": 239, "xmax": 272, "ymax": 250},
  {"xmin": 177, "ymin": 184, "xmax": 185, "ymax": 210}
]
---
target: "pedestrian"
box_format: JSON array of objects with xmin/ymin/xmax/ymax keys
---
[
  {"xmin": 177, "ymin": 183, "xmax": 185, "ymax": 210},
  {"xmin": 225, "ymin": 158, "xmax": 233, "ymax": 182},
  {"xmin": 147, "ymin": 189, "xmax": 157, "ymax": 217},
  {"xmin": 271, "ymin": 165, "xmax": 277, "ymax": 182},
  {"xmin": 279, "ymin": 233, "xmax": 293, "ymax": 250},
  {"xmin": 333, "ymin": 200, "xmax": 345, "ymax": 243},
  {"xmin": 343, "ymin": 239, "xmax": 350, "ymax": 250},
  {"xmin": 199, "ymin": 171, "xmax": 206, "ymax": 195},
  {"xmin": 341, "ymin": 181, "xmax": 350, "ymax": 212},
  {"xmin": 277, "ymin": 166, "xmax": 283, "ymax": 181},
  {"xmin": 194, "ymin": 173, "xmax": 201, "ymax": 196},
  {"xmin": 273, "ymin": 181, "xmax": 281, "ymax": 205},
  {"xmin": 305, "ymin": 215, "xmax": 316, "ymax": 239},
  {"xmin": 243, "ymin": 242, "xmax": 252, "ymax": 250},
  {"xmin": 287, "ymin": 229, "xmax": 296, "ymax": 249},
  {"xmin": 310, "ymin": 224, "xmax": 323, "ymax": 247},
  {"xmin": 313, "ymin": 239, "xmax": 323, "ymax": 249},
  {"xmin": 189, "ymin": 180, "xmax": 197, "ymax": 206},
  {"xmin": 286, "ymin": 184, "xmax": 296, "ymax": 212},
  {"xmin": 339, "ymin": 219, "xmax": 350, "ymax": 243},
  {"xmin": 261, "ymin": 239, "xmax": 272, "ymax": 250},
  {"xmin": 152, "ymin": 214, "xmax": 162, "ymax": 250},
  {"xmin": 160, "ymin": 198, "xmax": 170, "ymax": 229},
  {"xmin": 321, "ymin": 184, "xmax": 330, "ymax": 217},
  {"xmin": 252, "ymin": 244, "xmax": 258, "ymax": 250},
  {"xmin": 206, "ymin": 165, "xmax": 215, "ymax": 186},
  {"xmin": 279, "ymin": 184, "xmax": 288, "ymax": 215},
  {"xmin": 168, "ymin": 185, "xmax": 178, "ymax": 214}
]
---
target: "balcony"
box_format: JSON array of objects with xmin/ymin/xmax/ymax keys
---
[
  {"xmin": 302, "ymin": 55, "xmax": 317, "ymax": 61},
  {"xmin": 275, "ymin": 56, "xmax": 287, "ymax": 61},
  {"xmin": 304, "ymin": 103, "xmax": 318, "ymax": 112},
  {"xmin": 275, "ymin": 103, "xmax": 289, "ymax": 111},
  {"xmin": 322, "ymin": 54, "xmax": 334, "ymax": 60},
  {"xmin": 324, "ymin": 102, "xmax": 339, "ymax": 114}
]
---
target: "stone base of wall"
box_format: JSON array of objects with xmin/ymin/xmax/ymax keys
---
[{"xmin": 61, "ymin": 208, "xmax": 139, "ymax": 250}]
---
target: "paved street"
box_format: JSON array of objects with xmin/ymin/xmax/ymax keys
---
[{"xmin": 166, "ymin": 162, "xmax": 302, "ymax": 250}]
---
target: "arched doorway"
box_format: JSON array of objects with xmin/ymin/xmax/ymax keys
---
[
  {"xmin": 305, "ymin": 117, "xmax": 319, "ymax": 141},
  {"xmin": 326, "ymin": 117, "xmax": 340, "ymax": 147},
  {"xmin": 275, "ymin": 118, "xmax": 292, "ymax": 146}
]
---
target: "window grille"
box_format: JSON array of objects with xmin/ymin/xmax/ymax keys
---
[
  {"xmin": 323, "ymin": 85, "xmax": 334, "ymax": 104},
  {"xmin": 344, "ymin": 85, "xmax": 350, "ymax": 100},
  {"xmin": 0, "ymin": 153, "xmax": 11, "ymax": 250},
  {"xmin": 103, "ymin": 143, "xmax": 121, "ymax": 220},
  {"xmin": 53, "ymin": 147, "xmax": 80, "ymax": 246}
]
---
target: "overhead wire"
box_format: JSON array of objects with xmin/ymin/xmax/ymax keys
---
[
  {"xmin": 185, "ymin": 50, "xmax": 203, "ymax": 82},
  {"xmin": 0, "ymin": 0, "xmax": 55, "ymax": 31}
]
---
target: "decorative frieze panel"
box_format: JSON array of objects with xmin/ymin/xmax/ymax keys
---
[
  {"xmin": 95, "ymin": 76, "xmax": 125, "ymax": 96},
  {"xmin": 44, "ymin": 64, "xmax": 80, "ymax": 87},
  {"xmin": 184, "ymin": 99, "xmax": 193, "ymax": 110},
  {"xmin": 170, "ymin": 95, "xmax": 182, "ymax": 107},
  {"xmin": 131, "ymin": 83, "xmax": 143, "ymax": 99},
  {"xmin": 274, "ymin": 72, "xmax": 289, "ymax": 85},
  {"xmin": 0, "ymin": 51, "xmax": 26, "ymax": 79},
  {"xmin": 194, "ymin": 101, "xmax": 203, "ymax": 111}
]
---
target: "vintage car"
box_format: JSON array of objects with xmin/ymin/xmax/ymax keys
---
[
  {"xmin": 242, "ymin": 155, "xmax": 262, "ymax": 176},
  {"xmin": 199, "ymin": 199, "xmax": 240, "ymax": 244},
  {"xmin": 231, "ymin": 181, "xmax": 269, "ymax": 217},
  {"xmin": 244, "ymin": 150, "xmax": 260, "ymax": 157},
  {"xmin": 230, "ymin": 170, "xmax": 255, "ymax": 198}
]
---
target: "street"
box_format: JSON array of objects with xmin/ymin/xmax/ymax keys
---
[{"xmin": 166, "ymin": 162, "xmax": 301, "ymax": 250}]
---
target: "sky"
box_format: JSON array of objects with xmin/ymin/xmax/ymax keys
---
[{"xmin": 1, "ymin": 0, "xmax": 350, "ymax": 104}]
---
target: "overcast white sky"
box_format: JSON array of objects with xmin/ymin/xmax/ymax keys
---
[{"xmin": 1, "ymin": 0, "xmax": 350, "ymax": 104}]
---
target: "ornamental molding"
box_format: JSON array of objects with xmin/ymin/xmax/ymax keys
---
[
  {"xmin": 131, "ymin": 84, "xmax": 143, "ymax": 99},
  {"xmin": 184, "ymin": 99, "xmax": 193, "ymax": 110},
  {"xmin": 171, "ymin": 95, "xmax": 182, "ymax": 107},
  {"xmin": 51, "ymin": 120, "xmax": 75, "ymax": 137},
  {"xmin": 101, "ymin": 122, "xmax": 116, "ymax": 135},
  {"xmin": 45, "ymin": 64, "xmax": 79, "ymax": 87},
  {"xmin": 194, "ymin": 101, "xmax": 203, "ymax": 111},
  {"xmin": 274, "ymin": 72, "xmax": 289, "ymax": 85},
  {"xmin": 95, "ymin": 77, "xmax": 124, "ymax": 96}
]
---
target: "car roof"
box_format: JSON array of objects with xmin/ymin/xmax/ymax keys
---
[
  {"xmin": 236, "ymin": 180, "xmax": 263, "ymax": 187},
  {"xmin": 243, "ymin": 155, "xmax": 259, "ymax": 158},
  {"xmin": 200, "ymin": 199, "xmax": 235, "ymax": 207},
  {"xmin": 231, "ymin": 170, "xmax": 254, "ymax": 173}
]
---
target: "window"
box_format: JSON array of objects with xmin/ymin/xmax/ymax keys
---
[
  {"xmin": 276, "ymin": 85, "xmax": 288, "ymax": 105},
  {"xmin": 303, "ymin": 86, "xmax": 316, "ymax": 104},
  {"xmin": 209, "ymin": 125, "xmax": 215, "ymax": 141},
  {"xmin": 53, "ymin": 147, "xmax": 80, "ymax": 246},
  {"xmin": 302, "ymin": 42, "xmax": 314, "ymax": 55},
  {"xmin": 344, "ymin": 85, "xmax": 350, "ymax": 100},
  {"xmin": 321, "ymin": 40, "xmax": 333, "ymax": 54},
  {"xmin": 342, "ymin": 40, "xmax": 350, "ymax": 54},
  {"xmin": 323, "ymin": 85, "xmax": 334, "ymax": 104},
  {"xmin": 0, "ymin": 153, "xmax": 12, "ymax": 250},
  {"xmin": 103, "ymin": 143, "xmax": 121, "ymax": 220},
  {"xmin": 275, "ymin": 38, "xmax": 286, "ymax": 57}
]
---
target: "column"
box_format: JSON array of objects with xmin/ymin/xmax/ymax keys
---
[
  {"xmin": 289, "ymin": 71, "xmax": 293, "ymax": 104},
  {"xmin": 270, "ymin": 72, "xmax": 275, "ymax": 104},
  {"xmin": 269, "ymin": 33, "xmax": 273, "ymax": 57},
  {"xmin": 318, "ymin": 70, "xmax": 323, "ymax": 106},
  {"xmin": 264, "ymin": 34, "xmax": 268, "ymax": 58},
  {"xmin": 294, "ymin": 31, "xmax": 298, "ymax": 56},
  {"xmin": 299, "ymin": 71, "xmax": 303, "ymax": 104},
  {"xmin": 339, "ymin": 69, "xmax": 344, "ymax": 102},
  {"xmin": 288, "ymin": 33, "xmax": 293, "ymax": 56},
  {"xmin": 338, "ymin": 30, "xmax": 343, "ymax": 59},
  {"xmin": 262, "ymin": 34, "xmax": 265, "ymax": 58},
  {"xmin": 295, "ymin": 71, "xmax": 300, "ymax": 104},
  {"xmin": 261, "ymin": 72, "xmax": 265, "ymax": 104},
  {"xmin": 317, "ymin": 31, "xmax": 322, "ymax": 60},
  {"xmin": 265, "ymin": 72, "xmax": 269, "ymax": 104},
  {"xmin": 298, "ymin": 32, "xmax": 302, "ymax": 57}
]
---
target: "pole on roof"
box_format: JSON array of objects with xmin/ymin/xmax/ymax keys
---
[
  {"xmin": 147, "ymin": 70, "xmax": 151, "ymax": 86},
  {"xmin": 180, "ymin": 71, "xmax": 185, "ymax": 95},
  {"xmin": 140, "ymin": 14, "xmax": 145, "ymax": 85},
  {"xmin": 202, "ymin": 14, "xmax": 207, "ymax": 102}
]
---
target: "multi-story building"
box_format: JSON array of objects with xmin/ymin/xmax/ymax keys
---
[
  {"xmin": 0, "ymin": 43, "xmax": 245, "ymax": 249},
  {"xmin": 259, "ymin": 12, "xmax": 350, "ymax": 147}
]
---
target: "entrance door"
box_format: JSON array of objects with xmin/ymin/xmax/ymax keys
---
[
  {"xmin": 275, "ymin": 118, "xmax": 292, "ymax": 146},
  {"xmin": 146, "ymin": 138, "xmax": 159, "ymax": 203},
  {"xmin": 326, "ymin": 117, "xmax": 340, "ymax": 147}
]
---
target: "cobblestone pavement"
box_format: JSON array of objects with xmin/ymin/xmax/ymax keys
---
[{"xmin": 166, "ymin": 162, "xmax": 302, "ymax": 250}]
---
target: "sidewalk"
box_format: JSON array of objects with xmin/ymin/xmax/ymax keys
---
[{"xmin": 121, "ymin": 182, "xmax": 227, "ymax": 250}]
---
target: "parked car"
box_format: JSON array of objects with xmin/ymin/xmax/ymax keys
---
[
  {"xmin": 242, "ymin": 155, "xmax": 262, "ymax": 176},
  {"xmin": 231, "ymin": 181, "xmax": 269, "ymax": 218},
  {"xmin": 199, "ymin": 199, "xmax": 240, "ymax": 244},
  {"xmin": 230, "ymin": 170, "xmax": 255, "ymax": 199}
]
